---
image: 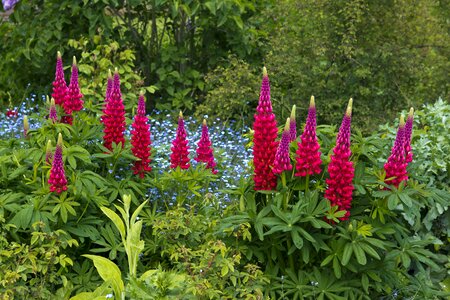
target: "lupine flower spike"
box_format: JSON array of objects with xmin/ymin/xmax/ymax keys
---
[
  {"xmin": 384, "ymin": 115, "xmax": 408, "ymax": 188},
  {"xmin": 105, "ymin": 69, "xmax": 113, "ymax": 103},
  {"xmin": 252, "ymin": 66, "xmax": 279, "ymax": 190},
  {"xmin": 102, "ymin": 68, "xmax": 126, "ymax": 150},
  {"xmin": 45, "ymin": 140, "xmax": 53, "ymax": 165},
  {"xmin": 325, "ymin": 99, "xmax": 354, "ymax": 221},
  {"xmin": 52, "ymin": 51, "xmax": 68, "ymax": 106},
  {"xmin": 273, "ymin": 118, "xmax": 293, "ymax": 175},
  {"xmin": 23, "ymin": 115, "xmax": 29, "ymax": 137},
  {"xmin": 289, "ymin": 105, "xmax": 297, "ymax": 142},
  {"xmin": 295, "ymin": 96, "xmax": 322, "ymax": 177},
  {"xmin": 63, "ymin": 56, "xmax": 84, "ymax": 116},
  {"xmin": 48, "ymin": 133, "xmax": 68, "ymax": 193},
  {"xmin": 404, "ymin": 107, "xmax": 414, "ymax": 164},
  {"xmin": 170, "ymin": 111, "xmax": 191, "ymax": 169},
  {"xmin": 49, "ymin": 97, "xmax": 58, "ymax": 123},
  {"xmin": 195, "ymin": 119, "xmax": 218, "ymax": 174},
  {"xmin": 131, "ymin": 92, "xmax": 152, "ymax": 178}
]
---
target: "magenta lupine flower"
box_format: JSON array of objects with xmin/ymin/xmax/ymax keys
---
[
  {"xmin": 252, "ymin": 67, "xmax": 279, "ymax": 190},
  {"xmin": 289, "ymin": 105, "xmax": 297, "ymax": 142},
  {"xmin": 63, "ymin": 56, "xmax": 84, "ymax": 115},
  {"xmin": 195, "ymin": 119, "xmax": 217, "ymax": 174},
  {"xmin": 170, "ymin": 111, "xmax": 190, "ymax": 169},
  {"xmin": 384, "ymin": 115, "xmax": 408, "ymax": 188},
  {"xmin": 49, "ymin": 98, "xmax": 57, "ymax": 123},
  {"xmin": 102, "ymin": 68, "xmax": 126, "ymax": 150},
  {"xmin": 52, "ymin": 51, "xmax": 68, "ymax": 106},
  {"xmin": 48, "ymin": 133, "xmax": 68, "ymax": 193},
  {"xmin": 45, "ymin": 140, "xmax": 53, "ymax": 165},
  {"xmin": 325, "ymin": 99, "xmax": 354, "ymax": 221},
  {"xmin": 131, "ymin": 92, "xmax": 152, "ymax": 178},
  {"xmin": 404, "ymin": 108, "xmax": 414, "ymax": 164},
  {"xmin": 273, "ymin": 118, "xmax": 293, "ymax": 175},
  {"xmin": 295, "ymin": 96, "xmax": 322, "ymax": 177}
]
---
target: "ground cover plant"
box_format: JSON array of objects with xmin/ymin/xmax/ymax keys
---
[{"xmin": 0, "ymin": 50, "xmax": 449, "ymax": 300}]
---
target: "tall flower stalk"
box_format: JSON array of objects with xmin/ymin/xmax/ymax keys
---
[
  {"xmin": 49, "ymin": 98, "xmax": 58, "ymax": 123},
  {"xmin": 52, "ymin": 51, "xmax": 68, "ymax": 106},
  {"xmin": 289, "ymin": 105, "xmax": 297, "ymax": 142},
  {"xmin": 295, "ymin": 96, "xmax": 322, "ymax": 177},
  {"xmin": 404, "ymin": 107, "xmax": 414, "ymax": 164},
  {"xmin": 384, "ymin": 115, "xmax": 408, "ymax": 188},
  {"xmin": 48, "ymin": 133, "xmax": 68, "ymax": 193},
  {"xmin": 195, "ymin": 119, "xmax": 217, "ymax": 174},
  {"xmin": 170, "ymin": 111, "xmax": 190, "ymax": 170},
  {"xmin": 63, "ymin": 56, "xmax": 84, "ymax": 119},
  {"xmin": 102, "ymin": 68, "xmax": 126, "ymax": 150},
  {"xmin": 131, "ymin": 92, "xmax": 152, "ymax": 178},
  {"xmin": 252, "ymin": 67, "xmax": 278, "ymax": 190},
  {"xmin": 324, "ymin": 99, "xmax": 354, "ymax": 221},
  {"xmin": 273, "ymin": 118, "xmax": 293, "ymax": 175},
  {"xmin": 23, "ymin": 115, "xmax": 29, "ymax": 138},
  {"xmin": 45, "ymin": 140, "xmax": 53, "ymax": 165}
]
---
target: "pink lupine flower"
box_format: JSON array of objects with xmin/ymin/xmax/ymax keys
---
[
  {"xmin": 131, "ymin": 92, "xmax": 152, "ymax": 178},
  {"xmin": 63, "ymin": 56, "xmax": 84, "ymax": 115},
  {"xmin": 195, "ymin": 119, "xmax": 217, "ymax": 174},
  {"xmin": 325, "ymin": 99, "xmax": 354, "ymax": 221},
  {"xmin": 6, "ymin": 109, "xmax": 18, "ymax": 118},
  {"xmin": 170, "ymin": 111, "xmax": 190, "ymax": 170},
  {"xmin": 105, "ymin": 69, "xmax": 113, "ymax": 103},
  {"xmin": 48, "ymin": 133, "xmax": 68, "ymax": 193},
  {"xmin": 102, "ymin": 68, "xmax": 126, "ymax": 150},
  {"xmin": 23, "ymin": 115, "xmax": 29, "ymax": 138},
  {"xmin": 404, "ymin": 107, "xmax": 414, "ymax": 164},
  {"xmin": 52, "ymin": 51, "xmax": 68, "ymax": 106},
  {"xmin": 252, "ymin": 67, "xmax": 279, "ymax": 190},
  {"xmin": 384, "ymin": 115, "xmax": 408, "ymax": 188},
  {"xmin": 273, "ymin": 118, "xmax": 293, "ymax": 175},
  {"xmin": 45, "ymin": 140, "xmax": 53, "ymax": 165},
  {"xmin": 295, "ymin": 96, "xmax": 322, "ymax": 177},
  {"xmin": 49, "ymin": 98, "xmax": 58, "ymax": 123},
  {"xmin": 289, "ymin": 105, "xmax": 297, "ymax": 142}
]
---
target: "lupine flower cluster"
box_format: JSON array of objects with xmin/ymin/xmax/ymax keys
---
[
  {"xmin": 48, "ymin": 133, "xmax": 68, "ymax": 193},
  {"xmin": 384, "ymin": 115, "xmax": 409, "ymax": 188},
  {"xmin": 252, "ymin": 67, "xmax": 279, "ymax": 190},
  {"xmin": 102, "ymin": 69, "xmax": 126, "ymax": 150},
  {"xmin": 295, "ymin": 96, "xmax": 322, "ymax": 177},
  {"xmin": 324, "ymin": 100, "xmax": 354, "ymax": 220},
  {"xmin": 51, "ymin": 52, "xmax": 84, "ymax": 125},
  {"xmin": 170, "ymin": 112, "xmax": 191, "ymax": 170},
  {"xmin": 131, "ymin": 92, "xmax": 152, "ymax": 178},
  {"xmin": 272, "ymin": 118, "xmax": 293, "ymax": 175},
  {"xmin": 195, "ymin": 119, "xmax": 217, "ymax": 174}
]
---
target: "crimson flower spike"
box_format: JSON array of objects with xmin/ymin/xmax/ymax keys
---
[
  {"xmin": 325, "ymin": 99, "xmax": 354, "ymax": 221},
  {"xmin": 273, "ymin": 118, "xmax": 293, "ymax": 175},
  {"xmin": 252, "ymin": 66, "xmax": 279, "ymax": 190},
  {"xmin": 289, "ymin": 105, "xmax": 297, "ymax": 141},
  {"xmin": 404, "ymin": 107, "xmax": 414, "ymax": 164},
  {"xmin": 48, "ymin": 133, "xmax": 68, "ymax": 193},
  {"xmin": 49, "ymin": 97, "xmax": 58, "ymax": 123},
  {"xmin": 195, "ymin": 119, "xmax": 217, "ymax": 174},
  {"xmin": 102, "ymin": 68, "xmax": 126, "ymax": 150},
  {"xmin": 51, "ymin": 51, "xmax": 68, "ymax": 106},
  {"xmin": 131, "ymin": 92, "xmax": 152, "ymax": 178},
  {"xmin": 170, "ymin": 111, "xmax": 190, "ymax": 170},
  {"xmin": 384, "ymin": 114, "xmax": 408, "ymax": 188},
  {"xmin": 63, "ymin": 56, "xmax": 84, "ymax": 116},
  {"xmin": 295, "ymin": 96, "xmax": 322, "ymax": 177}
]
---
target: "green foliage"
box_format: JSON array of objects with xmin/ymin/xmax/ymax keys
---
[
  {"xmin": 196, "ymin": 55, "xmax": 261, "ymax": 123},
  {"xmin": 262, "ymin": 0, "xmax": 449, "ymax": 132},
  {"xmin": 0, "ymin": 0, "xmax": 266, "ymax": 111}
]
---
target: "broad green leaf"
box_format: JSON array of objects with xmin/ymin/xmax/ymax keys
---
[
  {"xmin": 100, "ymin": 207, "xmax": 126, "ymax": 241},
  {"xmin": 83, "ymin": 255, "xmax": 124, "ymax": 299}
]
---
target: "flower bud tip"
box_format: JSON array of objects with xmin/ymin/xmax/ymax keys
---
[
  {"xmin": 57, "ymin": 51, "xmax": 62, "ymax": 59},
  {"xmin": 290, "ymin": 105, "xmax": 296, "ymax": 119},
  {"xmin": 114, "ymin": 67, "xmax": 119, "ymax": 74},
  {"xmin": 203, "ymin": 119, "xmax": 207, "ymax": 126},
  {"xmin": 310, "ymin": 95, "xmax": 315, "ymax": 108},
  {"xmin": 400, "ymin": 114, "xmax": 405, "ymax": 126},
  {"xmin": 346, "ymin": 98, "xmax": 353, "ymax": 116},
  {"xmin": 108, "ymin": 69, "xmax": 112, "ymax": 78},
  {"xmin": 57, "ymin": 133, "xmax": 63, "ymax": 147},
  {"xmin": 284, "ymin": 117, "xmax": 291, "ymax": 132},
  {"xmin": 72, "ymin": 56, "xmax": 77, "ymax": 66},
  {"xmin": 263, "ymin": 66, "xmax": 268, "ymax": 77},
  {"xmin": 179, "ymin": 110, "xmax": 183, "ymax": 118},
  {"xmin": 408, "ymin": 107, "xmax": 414, "ymax": 118}
]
